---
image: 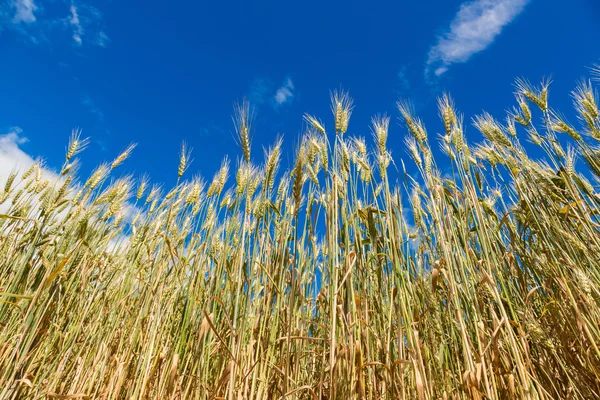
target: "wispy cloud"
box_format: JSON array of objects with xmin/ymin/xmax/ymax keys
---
[
  {"xmin": 1, "ymin": 0, "xmax": 109, "ymax": 47},
  {"xmin": 82, "ymin": 94, "xmax": 105, "ymax": 122},
  {"xmin": 12, "ymin": 0, "xmax": 37, "ymax": 24},
  {"xmin": 274, "ymin": 78, "xmax": 294, "ymax": 106},
  {"xmin": 68, "ymin": 4, "xmax": 82, "ymax": 45},
  {"xmin": 427, "ymin": 0, "xmax": 529, "ymax": 76},
  {"xmin": 95, "ymin": 30, "xmax": 109, "ymax": 47},
  {"xmin": 396, "ymin": 66, "xmax": 410, "ymax": 92},
  {"xmin": 248, "ymin": 77, "xmax": 272, "ymax": 107},
  {"xmin": 247, "ymin": 76, "xmax": 295, "ymax": 109},
  {"xmin": 66, "ymin": 2, "xmax": 109, "ymax": 47}
]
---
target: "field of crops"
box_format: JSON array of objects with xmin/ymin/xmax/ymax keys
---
[{"xmin": 1, "ymin": 73, "xmax": 600, "ymax": 399}]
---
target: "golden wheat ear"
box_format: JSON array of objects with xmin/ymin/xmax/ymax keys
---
[
  {"xmin": 65, "ymin": 128, "xmax": 90, "ymax": 162},
  {"xmin": 233, "ymin": 99, "xmax": 253, "ymax": 163},
  {"xmin": 330, "ymin": 89, "xmax": 353, "ymax": 135},
  {"xmin": 304, "ymin": 114, "xmax": 326, "ymax": 135},
  {"xmin": 437, "ymin": 93, "xmax": 457, "ymax": 135},
  {"xmin": 397, "ymin": 100, "xmax": 428, "ymax": 145},
  {"xmin": 263, "ymin": 136, "xmax": 282, "ymax": 192},
  {"xmin": 111, "ymin": 143, "xmax": 137, "ymax": 169},
  {"xmin": 515, "ymin": 77, "xmax": 550, "ymax": 112}
]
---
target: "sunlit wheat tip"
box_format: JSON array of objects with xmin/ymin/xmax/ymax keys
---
[
  {"xmin": 178, "ymin": 142, "xmax": 192, "ymax": 179},
  {"xmin": 331, "ymin": 89, "xmax": 353, "ymax": 135},
  {"xmin": 60, "ymin": 159, "xmax": 80, "ymax": 176},
  {"xmin": 111, "ymin": 143, "xmax": 137, "ymax": 169},
  {"xmin": 452, "ymin": 124, "xmax": 464, "ymax": 152},
  {"xmin": 438, "ymin": 94, "xmax": 457, "ymax": 134},
  {"xmin": 398, "ymin": 101, "xmax": 427, "ymax": 144},
  {"xmin": 85, "ymin": 163, "xmax": 110, "ymax": 190},
  {"xmin": 35, "ymin": 179, "xmax": 49, "ymax": 194},
  {"xmin": 236, "ymin": 164, "xmax": 250, "ymax": 195},
  {"xmin": 66, "ymin": 128, "xmax": 88, "ymax": 161},
  {"xmin": 165, "ymin": 186, "xmax": 179, "ymax": 201},
  {"xmin": 371, "ymin": 114, "xmax": 390, "ymax": 155},
  {"xmin": 145, "ymin": 184, "xmax": 161, "ymax": 205},
  {"xmin": 354, "ymin": 137, "xmax": 367, "ymax": 157},
  {"xmin": 136, "ymin": 174, "xmax": 149, "ymax": 201},
  {"xmin": 35, "ymin": 165, "xmax": 41, "ymax": 184},
  {"xmin": 207, "ymin": 160, "xmax": 228, "ymax": 197},
  {"xmin": 247, "ymin": 166, "xmax": 260, "ymax": 199},
  {"xmin": 304, "ymin": 114, "xmax": 326, "ymax": 135},
  {"xmin": 148, "ymin": 198, "xmax": 158, "ymax": 214},
  {"xmin": 21, "ymin": 162, "xmax": 37, "ymax": 180},
  {"xmin": 264, "ymin": 138, "xmax": 282, "ymax": 191},
  {"xmin": 516, "ymin": 78, "xmax": 549, "ymax": 111},
  {"xmin": 55, "ymin": 176, "xmax": 72, "ymax": 202},
  {"xmin": 506, "ymin": 117, "xmax": 517, "ymax": 137},
  {"xmin": 474, "ymin": 113, "xmax": 512, "ymax": 148},
  {"xmin": 411, "ymin": 189, "xmax": 423, "ymax": 226},
  {"xmin": 292, "ymin": 150, "xmax": 304, "ymax": 217},
  {"xmin": 4, "ymin": 172, "xmax": 16, "ymax": 193},
  {"xmin": 516, "ymin": 96, "xmax": 532, "ymax": 125},
  {"xmin": 405, "ymin": 136, "xmax": 422, "ymax": 167},
  {"xmin": 186, "ymin": 179, "xmax": 203, "ymax": 206},
  {"xmin": 573, "ymin": 81, "xmax": 599, "ymax": 120},
  {"xmin": 234, "ymin": 99, "xmax": 252, "ymax": 163},
  {"xmin": 11, "ymin": 188, "xmax": 24, "ymax": 204},
  {"xmin": 220, "ymin": 189, "xmax": 233, "ymax": 209},
  {"xmin": 551, "ymin": 140, "xmax": 566, "ymax": 158}
]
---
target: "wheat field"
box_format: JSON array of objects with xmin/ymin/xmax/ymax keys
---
[{"xmin": 1, "ymin": 71, "xmax": 600, "ymax": 399}]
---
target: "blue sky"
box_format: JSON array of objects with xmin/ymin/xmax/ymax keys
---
[{"xmin": 1, "ymin": 0, "xmax": 599, "ymax": 186}]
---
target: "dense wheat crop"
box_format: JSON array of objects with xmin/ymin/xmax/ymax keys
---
[{"xmin": 1, "ymin": 70, "xmax": 600, "ymax": 399}]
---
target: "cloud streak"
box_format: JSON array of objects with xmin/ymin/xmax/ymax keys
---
[
  {"xmin": 246, "ymin": 76, "xmax": 295, "ymax": 110},
  {"xmin": 12, "ymin": 0, "xmax": 37, "ymax": 23},
  {"xmin": 1, "ymin": 0, "xmax": 109, "ymax": 47},
  {"xmin": 82, "ymin": 94, "xmax": 105, "ymax": 122},
  {"xmin": 67, "ymin": 2, "xmax": 109, "ymax": 47},
  {"xmin": 274, "ymin": 78, "xmax": 294, "ymax": 105},
  {"xmin": 427, "ymin": 0, "xmax": 529, "ymax": 76},
  {"xmin": 68, "ymin": 4, "xmax": 82, "ymax": 45}
]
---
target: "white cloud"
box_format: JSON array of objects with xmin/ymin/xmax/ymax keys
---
[
  {"xmin": 12, "ymin": 0, "xmax": 37, "ymax": 24},
  {"xmin": 95, "ymin": 30, "xmax": 109, "ymax": 47},
  {"xmin": 1, "ymin": 0, "xmax": 108, "ymax": 47},
  {"xmin": 0, "ymin": 127, "xmax": 60, "ymax": 183},
  {"xmin": 0, "ymin": 128, "xmax": 36, "ymax": 184},
  {"xmin": 67, "ymin": 3, "xmax": 109, "ymax": 46},
  {"xmin": 427, "ymin": 0, "xmax": 529, "ymax": 76},
  {"xmin": 0, "ymin": 128, "xmax": 61, "ymax": 213},
  {"xmin": 68, "ymin": 4, "xmax": 82, "ymax": 45},
  {"xmin": 274, "ymin": 78, "xmax": 294, "ymax": 105}
]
